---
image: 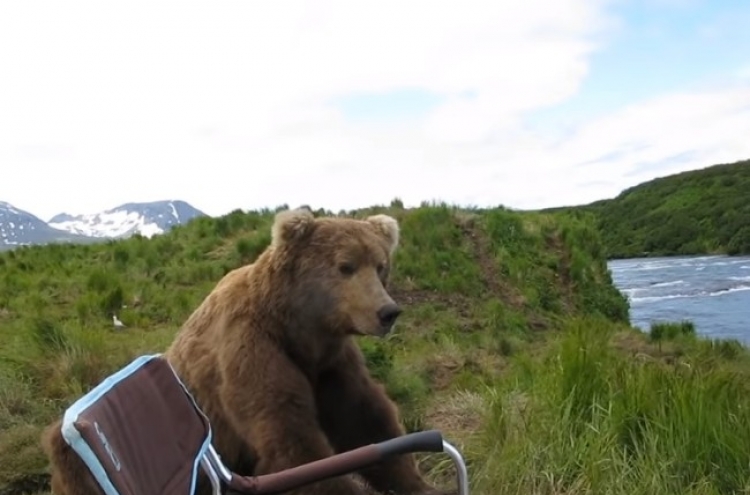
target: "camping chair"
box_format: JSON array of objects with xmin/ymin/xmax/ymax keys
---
[{"xmin": 60, "ymin": 353, "xmax": 470, "ymax": 495}]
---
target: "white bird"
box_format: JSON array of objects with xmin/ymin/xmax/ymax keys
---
[{"xmin": 112, "ymin": 314, "xmax": 126, "ymax": 329}]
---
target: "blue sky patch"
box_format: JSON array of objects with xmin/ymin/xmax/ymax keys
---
[
  {"xmin": 526, "ymin": 0, "xmax": 750, "ymax": 132},
  {"xmin": 329, "ymin": 88, "xmax": 447, "ymax": 123}
]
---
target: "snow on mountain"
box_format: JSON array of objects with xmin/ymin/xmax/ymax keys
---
[
  {"xmin": 0, "ymin": 201, "xmax": 94, "ymax": 250},
  {"xmin": 48, "ymin": 200, "xmax": 207, "ymax": 239}
]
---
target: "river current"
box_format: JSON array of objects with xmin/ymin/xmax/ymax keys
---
[{"xmin": 607, "ymin": 255, "xmax": 750, "ymax": 343}]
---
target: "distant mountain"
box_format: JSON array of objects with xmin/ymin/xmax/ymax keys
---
[
  {"xmin": 0, "ymin": 201, "xmax": 96, "ymax": 250},
  {"xmin": 48, "ymin": 200, "xmax": 207, "ymax": 239}
]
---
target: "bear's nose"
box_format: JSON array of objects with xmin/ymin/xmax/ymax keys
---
[{"xmin": 377, "ymin": 303, "xmax": 402, "ymax": 328}]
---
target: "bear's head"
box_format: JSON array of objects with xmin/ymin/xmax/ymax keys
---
[{"xmin": 269, "ymin": 207, "xmax": 402, "ymax": 338}]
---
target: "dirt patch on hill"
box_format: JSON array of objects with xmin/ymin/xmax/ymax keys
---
[
  {"xmin": 389, "ymin": 288, "xmax": 467, "ymax": 309},
  {"xmin": 455, "ymin": 213, "xmax": 527, "ymax": 309},
  {"xmin": 542, "ymin": 229, "xmax": 576, "ymax": 313},
  {"xmin": 390, "ymin": 212, "xmax": 559, "ymax": 334},
  {"xmin": 389, "ymin": 211, "xmax": 528, "ymax": 314}
]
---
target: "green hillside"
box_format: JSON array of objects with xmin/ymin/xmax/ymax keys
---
[
  {"xmin": 556, "ymin": 158, "xmax": 750, "ymax": 259},
  {"xmin": 2, "ymin": 203, "xmax": 750, "ymax": 495}
]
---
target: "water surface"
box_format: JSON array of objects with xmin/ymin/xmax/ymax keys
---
[{"xmin": 608, "ymin": 255, "xmax": 750, "ymax": 343}]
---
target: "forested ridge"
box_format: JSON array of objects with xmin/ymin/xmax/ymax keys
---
[{"xmin": 547, "ymin": 158, "xmax": 750, "ymax": 259}]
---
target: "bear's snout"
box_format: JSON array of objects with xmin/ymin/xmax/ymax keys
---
[{"xmin": 376, "ymin": 303, "xmax": 402, "ymax": 332}]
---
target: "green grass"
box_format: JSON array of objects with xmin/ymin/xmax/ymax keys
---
[
  {"xmin": 463, "ymin": 319, "xmax": 750, "ymax": 495},
  {"xmin": 1, "ymin": 202, "xmax": 750, "ymax": 495}
]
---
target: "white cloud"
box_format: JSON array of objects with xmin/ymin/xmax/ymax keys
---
[
  {"xmin": 532, "ymin": 82, "xmax": 750, "ymax": 204},
  {"xmin": 0, "ymin": 0, "xmax": 748, "ymax": 221}
]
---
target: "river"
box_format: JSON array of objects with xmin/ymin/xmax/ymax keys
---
[{"xmin": 607, "ymin": 255, "xmax": 750, "ymax": 344}]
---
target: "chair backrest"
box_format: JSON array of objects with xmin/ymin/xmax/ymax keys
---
[{"xmin": 61, "ymin": 354, "xmax": 214, "ymax": 495}]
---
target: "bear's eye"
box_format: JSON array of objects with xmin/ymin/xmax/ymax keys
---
[
  {"xmin": 339, "ymin": 263, "xmax": 356, "ymax": 276},
  {"xmin": 376, "ymin": 262, "xmax": 385, "ymax": 275}
]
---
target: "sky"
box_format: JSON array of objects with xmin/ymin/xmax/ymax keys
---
[{"xmin": 1, "ymin": 0, "xmax": 750, "ymax": 220}]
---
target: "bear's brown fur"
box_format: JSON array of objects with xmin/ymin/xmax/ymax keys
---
[{"xmin": 41, "ymin": 208, "xmax": 449, "ymax": 495}]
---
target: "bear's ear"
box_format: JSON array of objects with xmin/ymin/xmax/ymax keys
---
[
  {"xmin": 272, "ymin": 207, "xmax": 315, "ymax": 247},
  {"xmin": 366, "ymin": 214, "xmax": 400, "ymax": 255}
]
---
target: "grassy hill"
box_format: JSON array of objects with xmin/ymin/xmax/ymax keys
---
[
  {"xmin": 546, "ymin": 158, "xmax": 750, "ymax": 259},
  {"xmin": 2, "ymin": 202, "xmax": 750, "ymax": 495}
]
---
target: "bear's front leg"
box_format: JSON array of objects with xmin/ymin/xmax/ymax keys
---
[
  {"xmin": 218, "ymin": 342, "xmax": 370, "ymax": 495},
  {"xmin": 315, "ymin": 342, "xmax": 450, "ymax": 495}
]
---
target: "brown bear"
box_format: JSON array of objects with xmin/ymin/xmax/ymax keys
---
[{"xmin": 41, "ymin": 207, "xmax": 449, "ymax": 495}]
